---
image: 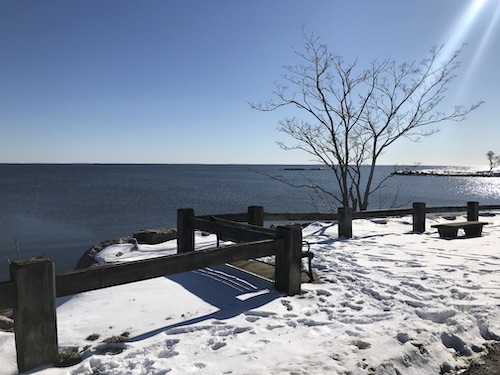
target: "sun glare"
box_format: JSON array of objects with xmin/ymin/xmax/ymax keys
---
[
  {"xmin": 441, "ymin": 0, "xmax": 499, "ymax": 101},
  {"xmin": 444, "ymin": 0, "xmax": 486, "ymax": 57},
  {"xmin": 459, "ymin": 1, "xmax": 500, "ymax": 91}
]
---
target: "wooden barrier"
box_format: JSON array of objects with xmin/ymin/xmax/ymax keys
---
[
  {"xmin": 1, "ymin": 201, "xmax": 497, "ymax": 371},
  {"xmin": 275, "ymin": 225, "xmax": 302, "ymax": 295},
  {"xmin": 177, "ymin": 208, "xmax": 194, "ymax": 254},
  {"xmin": 467, "ymin": 201, "xmax": 479, "ymax": 221},
  {"xmin": 10, "ymin": 259, "xmax": 58, "ymax": 373},
  {"xmin": 248, "ymin": 205, "xmax": 264, "ymax": 226},
  {"xmin": 338, "ymin": 207, "xmax": 353, "ymax": 238},
  {"xmin": 413, "ymin": 202, "xmax": 426, "ymax": 233},
  {"xmin": 2, "ymin": 210, "xmax": 302, "ymax": 372}
]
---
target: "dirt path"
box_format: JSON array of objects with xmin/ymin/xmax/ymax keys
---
[{"xmin": 461, "ymin": 343, "xmax": 500, "ymax": 375}]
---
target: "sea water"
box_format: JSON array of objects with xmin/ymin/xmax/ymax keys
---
[{"xmin": 1, "ymin": 164, "xmax": 499, "ymax": 281}]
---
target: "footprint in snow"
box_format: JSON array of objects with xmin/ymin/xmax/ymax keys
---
[
  {"xmin": 266, "ymin": 324, "xmax": 285, "ymax": 330},
  {"xmin": 281, "ymin": 299, "xmax": 293, "ymax": 311},
  {"xmin": 416, "ymin": 309, "xmax": 456, "ymax": 324},
  {"xmin": 351, "ymin": 339, "xmax": 371, "ymax": 350},
  {"xmin": 158, "ymin": 349, "xmax": 179, "ymax": 359},
  {"xmin": 245, "ymin": 315, "xmax": 260, "ymax": 323},
  {"xmin": 210, "ymin": 341, "xmax": 227, "ymax": 350}
]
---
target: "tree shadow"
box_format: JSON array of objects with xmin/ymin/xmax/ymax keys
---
[{"xmin": 126, "ymin": 264, "xmax": 282, "ymax": 343}]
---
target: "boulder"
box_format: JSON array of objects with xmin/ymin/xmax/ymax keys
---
[
  {"xmin": 74, "ymin": 228, "xmax": 177, "ymax": 270},
  {"xmin": 75, "ymin": 237, "xmax": 138, "ymax": 270},
  {"xmin": 133, "ymin": 228, "xmax": 177, "ymax": 244},
  {"xmin": 0, "ymin": 309, "xmax": 13, "ymax": 332}
]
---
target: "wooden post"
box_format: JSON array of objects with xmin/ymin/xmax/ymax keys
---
[
  {"xmin": 275, "ymin": 225, "xmax": 302, "ymax": 296},
  {"xmin": 413, "ymin": 202, "xmax": 426, "ymax": 233},
  {"xmin": 10, "ymin": 259, "xmax": 58, "ymax": 372},
  {"xmin": 467, "ymin": 201, "xmax": 479, "ymax": 221},
  {"xmin": 177, "ymin": 208, "xmax": 195, "ymax": 253},
  {"xmin": 338, "ymin": 207, "xmax": 353, "ymax": 238},
  {"xmin": 248, "ymin": 205, "xmax": 264, "ymax": 226}
]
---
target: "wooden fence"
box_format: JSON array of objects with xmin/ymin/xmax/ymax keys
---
[
  {"xmin": 0, "ymin": 210, "xmax": 302, "ymax": 372},
  {"xmin": 220, "ymin": 202, "xmax": 500, "ymax": 238},
  {"xmin": 1, "ymin": 201, "xmax": 499, "ymax": 372}
]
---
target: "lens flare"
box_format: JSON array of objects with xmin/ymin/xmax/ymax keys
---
[
  {"xmin": 442, "ymin": 0, "xmax": 487, "ymax": 58},
  {"xmin": 457, "ymin": 1, "xmax": 500, "ymax": 99}
]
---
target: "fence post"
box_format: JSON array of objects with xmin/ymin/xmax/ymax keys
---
[
  {"xmin": 413, "ymin": 202, "xmax": 426, "ymax": 233},
  {"xmin": 275, "ymin": 225, "xmax": 302, "ymax": 296},
  {"xmin": 467, "ymin": 201, "xmax": 479, "ymax": 221},
  {"xmin": 10, "ymin": 259, "xmax": 58, "ymax": 372},
  {"xmin": 248, "ymin": 205, "xmax": 264, "ymax": 226},
  {"xmin": 338, "ymin": 207, "xmax": 353, "ymax": 238},
  {"xmin": 177, "ymin": 208, "xmax": 195, "ymax": 253}
]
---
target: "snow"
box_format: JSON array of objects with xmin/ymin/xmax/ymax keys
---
[{"xmin": 2, "ymin": 213, "xmax": 500, "ymax": 374}]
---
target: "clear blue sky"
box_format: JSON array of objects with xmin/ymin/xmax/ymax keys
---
[{"xmin": 1, "ymin": 0, "xmax": 499, "ymax": 166}]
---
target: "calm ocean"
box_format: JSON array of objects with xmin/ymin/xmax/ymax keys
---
[{"xmin": 1, "ymin": 164, "xmax": 499, "ymax": 281}]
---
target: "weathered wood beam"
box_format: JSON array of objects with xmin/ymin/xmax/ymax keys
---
[
  {"xmin": 56, "ymin": 239, "xmax": 283, "ymax": 297},
  {"xmin": 10, "ymin": 259, "xmax": 58, "ymax": 372},
  {"xmin": 193, "ymin": 217, "xmax": 274, "ymax": 242}
]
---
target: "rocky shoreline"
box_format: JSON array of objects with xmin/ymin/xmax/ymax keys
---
[{"xmin": 74, "ymin": 227, "xmax": 177, "ymax": 270}]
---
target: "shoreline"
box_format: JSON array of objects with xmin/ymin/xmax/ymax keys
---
[{"xmin": 395, "ymin": 170, "xmax": 500, "ymax": 177}]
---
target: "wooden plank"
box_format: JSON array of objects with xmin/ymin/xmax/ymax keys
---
[
  {"xmin": 479, "ymin": 205, "xmax": 500, "ymax": 211},
  {"xmin": 426, "ymin": 206, "xmax": 468, "ymax": 214},
  {"xmin": 264, "ymin": 212, "xmax": 338, "ymax": 222},
  {"xmin": 263, "ymin": 205, "xmax": 500, "ymax": 224},
  {"xmin": 193, "ymin": 217, "xmax": 275, "ymax": 242},
  {"xmin": 0, "ymin": 281, "xmax": 16, "ymax": 310},
  {"xmin": 211, "ymin": 216, "xmax": 275, "ymax": 234},
  {"xmin": 354, "ymin": 208, "xmax": 413, "ymax": 219},
  {"xmin": 56, "ymin": 239, "xmax": 283, "ymax": 297},
  {"xmin": 265, "ymin": 209, "xmax": 413, "ymax": 222},
  {"xmin": 205, "ymin": 213, "xmax": 248, "ymax": 222}
]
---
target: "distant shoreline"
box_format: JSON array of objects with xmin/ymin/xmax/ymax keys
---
[{"xmin": 395, "ymin": 170, "xmax": 500, "ymax": 177}]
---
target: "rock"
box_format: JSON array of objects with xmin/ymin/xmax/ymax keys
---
[
  {"xmin": 0, "ymin": 314, "xmax": 13, "ymax": 332},
  {"xmin": 74, "ymin": 228, "xmax": 177, "ymax": 270},
  {"xmin": 74, "ymin": 237, "xmax": 138, "ymax": 270},
  {"xmin": 133, "ymin": 228, "xmax": 177, "ymax": 245}
]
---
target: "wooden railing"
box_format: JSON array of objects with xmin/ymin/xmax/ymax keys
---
[
  {"xmin": 0, "ymin": 209, "xmax": 302, "ymax": 372},
  {"xmin": 240, "ymin": 202, "xmax": 500, "ymax": 238},
  {"xmin": 1, "ymin": 201, "xmax": 499, "ymax": 372}
]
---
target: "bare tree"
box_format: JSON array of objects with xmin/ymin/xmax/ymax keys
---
[
  {"xmin": 251, "ymin": 32, "xmax": 483, "ymax": 211},
  {"xmin": 486, "ymin": 151, "xmax": 499, "ymax": 172}
]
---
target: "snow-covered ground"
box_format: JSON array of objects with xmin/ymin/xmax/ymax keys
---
[{"xmin": 2, "ymin": 213, "xmax": 500, "ymax": 375}]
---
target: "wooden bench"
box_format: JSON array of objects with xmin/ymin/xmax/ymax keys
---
[{"xmin": 431, "ymin": 221, "xmax": 488, "ymax": 238}]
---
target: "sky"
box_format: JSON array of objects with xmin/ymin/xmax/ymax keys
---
[{"xmin": 0, "ymin": 0, "xmax": 499, "ymax": 166}]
